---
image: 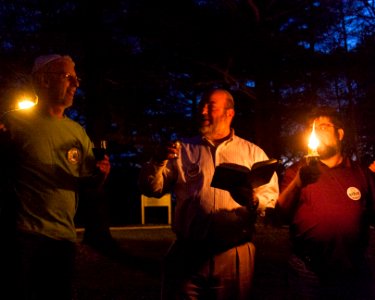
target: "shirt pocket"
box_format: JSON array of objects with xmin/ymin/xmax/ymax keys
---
[{"xmin": 183, "ymin": 162, "xmax": 204, "ymax": 195}]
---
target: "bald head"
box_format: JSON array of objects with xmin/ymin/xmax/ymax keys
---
[
  {"xmin": 200, "ymin": 89, "xmax": 235, "ymax": 110},
  {"xmin": 198, "ymin": 88, "xmax": 235, "ymax": 141}
]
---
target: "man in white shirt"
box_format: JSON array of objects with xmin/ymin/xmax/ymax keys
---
[{"xmin": 139, "ymin": 88, "xmax": 279, "ymax": 300}]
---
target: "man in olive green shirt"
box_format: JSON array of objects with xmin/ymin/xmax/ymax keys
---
[{"xmin": 0, "ymin": 54, "xmax": 111, "ymax": 300}]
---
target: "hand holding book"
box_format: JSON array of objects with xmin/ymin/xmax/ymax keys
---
[
  {"xmin": 228, "ymin": 186, "xmax": 259, "ymax": 208},
  {"xmin": 211, "ymin": 159, "xmax": 279, "ymax": 190},
  {"xmin": 211, "ymin": 159, "xmax": 279, "ymax": 207}
]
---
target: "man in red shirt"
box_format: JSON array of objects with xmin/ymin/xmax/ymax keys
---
[{"xmin": 277, "ymin": 106, "xmax": 375, "ymax": 299}]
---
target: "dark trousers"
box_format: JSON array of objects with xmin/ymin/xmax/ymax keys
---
[
  {"xmin": 2, "ymin": 231, "xmax": 76, "ymax": 300},
  {"xmin": 287, "ymin": 254, "xmax": 375, "ymax": 300}
]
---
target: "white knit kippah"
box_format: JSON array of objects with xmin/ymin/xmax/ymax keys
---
[{"xmin": 31, "ymin": 54, "xmax": 62, "ymax": 73}]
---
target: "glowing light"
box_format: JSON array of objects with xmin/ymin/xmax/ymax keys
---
[
  {"xmin": 16, "ymin": 95, "xmax": 38, "ymax": 110},
  {"xmin": 0, "ymin": 92, "xmax": 38, "ymax": 120},
  {"xmin": 308, "ymin": 121, "xmax": 320, "ymax": 156},
  {"xmin": 17, "ymin": 100, "xmax": 36, "ymax": 109}
]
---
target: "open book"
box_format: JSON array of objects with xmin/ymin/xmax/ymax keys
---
[{"xmin": 210, "ymin": 159, "xmax": 279, "ymax": 191}]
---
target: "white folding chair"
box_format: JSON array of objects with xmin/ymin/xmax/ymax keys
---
[{"xmin": 141, "ymin": 193, "xmax": 172, "ymax": 225}]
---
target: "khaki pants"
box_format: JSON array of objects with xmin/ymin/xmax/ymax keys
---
[{"xmin": 161, "ymin": 240, "xmax": 256, "ymax": 300}]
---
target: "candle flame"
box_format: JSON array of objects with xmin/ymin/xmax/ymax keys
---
[{"xmin": 308, "ymin": 121, "xmax": 320, "ymax": 155}]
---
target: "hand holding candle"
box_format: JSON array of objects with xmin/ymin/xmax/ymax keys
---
[
  {"xmin": 306, "ymin": 121, "xmax": 320, "ymax": 165},
  {"xmin": 300, "ymin": 121, "xmax": 321, "ymax": 186}
]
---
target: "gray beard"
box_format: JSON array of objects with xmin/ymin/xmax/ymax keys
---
[
  {"xmin": 199, "ymin": 125, "xmax": 215, "ymax": 139},
  {"xmin": 199, "ymin": 126, "xmax": 209, "ymax": 136}
]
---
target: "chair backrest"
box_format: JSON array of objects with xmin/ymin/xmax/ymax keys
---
[{"xmin": 141, "ymin": 194, "xmax": 172, "ymax": 225}]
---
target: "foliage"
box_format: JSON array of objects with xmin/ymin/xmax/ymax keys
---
[{"xmin": 1, "ymin": 0, "xmax": 375, "ymax": 172}]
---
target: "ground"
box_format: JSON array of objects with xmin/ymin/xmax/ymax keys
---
[{"xmin": 73, "ymin": 224, "xmax": 375, "ymax": 300}]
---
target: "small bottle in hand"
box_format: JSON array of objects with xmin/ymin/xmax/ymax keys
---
[
  {"xmin": 93, "ymin": 140, "xmax": 107, "ymax": 160},
  {"xmin": 154, "ymin": 139, "xmax": 181, "ymax": 163}
]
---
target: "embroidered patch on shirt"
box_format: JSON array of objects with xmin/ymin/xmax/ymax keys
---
[
  {"xmin": 347, "ymin": 187, "xmax": 361, "ymax": 200},
  {"xmin": 67, "ymin": 147, "xmax": 81, "ymax": 164}
]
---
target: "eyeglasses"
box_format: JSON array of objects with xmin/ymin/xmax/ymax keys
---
[
  {"xmin": 315, "ymin": 123, "xmax": 335, "ymax": 131},
  {"xmin": 45, "ymin": 72, "xmax": 81, "ymax": 83}
]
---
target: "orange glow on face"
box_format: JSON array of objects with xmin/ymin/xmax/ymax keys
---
[{"xmin": 308, "ymin": 121, "xmax": 320, "ymax": 156}]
